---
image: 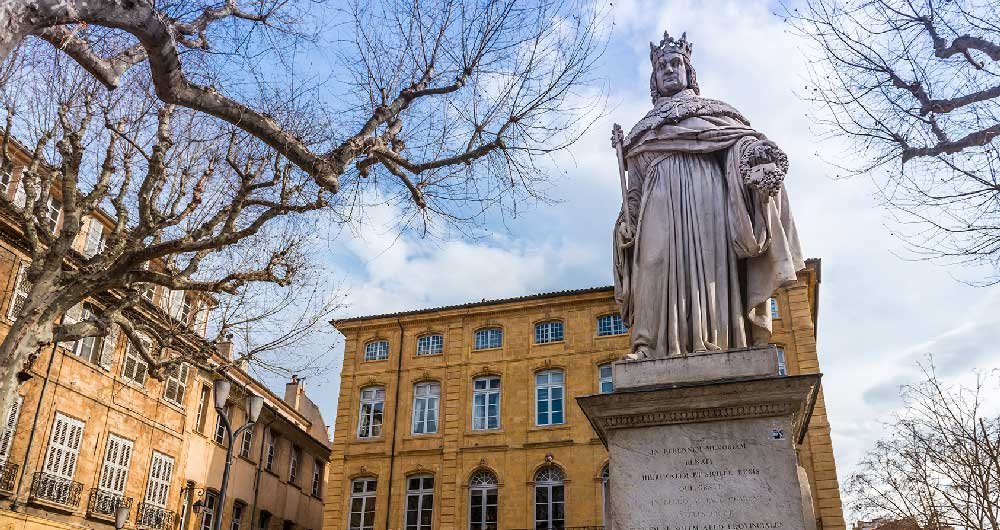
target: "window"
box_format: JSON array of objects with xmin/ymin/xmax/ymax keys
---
[
  {"xmin": 0, "ymin": 396, "xmax": 23, "ymax": 464},
  {"xmin": 597, "ymin": 314, "xmax": 627, "ymax": 336},
  {"xmin": 364, "ymin": 340, "xmax": 389, "ymax": 361},
  {"xmin": 214, "ymin": 405, "xmax": 231, "ymax": 445},
  {"xmin": 163, "ymin": 363, "xmax": 190, "ymax": 407},
  {"xmin": 535, "ymin": 370, "xmax": 565, "ymax": 426},
  {"xmin": 83, "ymin": 218, "xmax": 104, "ymax": 258},
  {"xmin": 258, "ymin": 512, "xmax": 272, "ymax": 530},
  {"xmin": 777, "ymin": 347, "xmax": 787, "ymax": 376},
  {"xmin": 121, "ymin": 336, "xmax": 150, "ymax": 386},
  {"xmin": 358, "ymin": 387, "xmax": 385, "ymax": 438},
  {"xmin": 601, "ymin": 465, "xmax": 610, "ymax": 530},
  {"xmin": 199, "ymin": 491, "xmax": 218, "ymax": 530},
  {"xmin": 289, "ymin": 445, "xmax": 301, "ymax": 483},
  {"xmin": 70, "ymin": 306, "xmax": 115, "ymax": 369},
  {"xmin": 472, "ymin": 377, "xmax": 500, "ymax": 431},
  {"xmin": 42, "ymin": 412, "xmax": 85, "ymax": 481},
  {"xmin": 598, "ymin": 364, "xmax": 613, "ymax": 394},
  {"xmin": 12, "ymin": 178, "xmax": 25, "ymax": 208},
  {"xmin": 312, "ymin": 461, "xmax": 323, "ymax": 497},
  {"xmin": 231, "ymin": 501, "xmax": 246, "ymax": 530},
  {"xmin": 348, "ymin": 478, "xmax": 377, "ymax": 530},
  {"xmin": 7, "ymin": 262, "xmax": 31, "ymax": 321},
  {"xmin": 144, "ymin": 452, "xmax": 174, "ymax": 509},
  {"xmin": 140, "ymin": 283, "xmax": 156, "ymax": 303},
  {"xmin": 239, "ymin": 425, "xmax": 254, "ymax": 459},
  {"xmin": 468, "ymin": 470, "xmax": 498, "ymax": 530},
  {"xmin": 265, "ymin": 429, "xmax": 276, "ymax": 471},
  {"xmin": 770, "ymin": 298, "xmax": 780, "ymax": 319},
  {"xmin": 45, "ymin": 196, "xmax": 61, "ymax": 233},
  {"xmin": 405, "ymin": 475, "xmax": 434, "ymax": 530},
  {"xmin": 411, "ymin": 382, "xmax": 440, "ymax": 435},
  {"xmin": 416, "ymin": 334, "xmax": 443, "ymax": 356},
  {"xmin": 180, "ymin": 296, "xmax": 193, "ymax": 324},
  {"xmin": 195, "ymin": 384, "xmax": 211, "ymax": 433},
  {"xmin": 94, "ymin": 433, "xmax": 133, "ymax": 515},
  {"xmin": 533, "ymin": 467, "xmax": 565, "ymax": 530},
  {"xmin": 0, "ymin": 164, "xmax": 11, "ymax": 195},
  {"xmin": 534, "ymin": 321, "xmax": 564, "ymax": 344},
  {"xmin": 178, "ymin": 482, "xmax": 194, "ymax": 530},
  {"xmin": 474, "ymin": 328, "xmax": 502, "ymax": 350}
]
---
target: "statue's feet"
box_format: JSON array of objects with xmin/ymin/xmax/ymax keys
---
[{"xmin": 624, "ymin": 347, "xmax": 652, "ymax": 361}]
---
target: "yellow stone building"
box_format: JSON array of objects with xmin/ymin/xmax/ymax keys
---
[
  {"xmin": 324, "ymin": 260, "xmax": 845, "ymax": 530},
  {"xmin": 0, "ymin": 140, "xmax": 331, "ymax": 530}
]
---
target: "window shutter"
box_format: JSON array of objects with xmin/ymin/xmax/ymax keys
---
[
  {"xmin": 98, "ymin": 434, "xmax": 133, "ymax": 494},
  {"xmin": 43, "ymin": 413, "xmax": 85, "ymax": 479},
  {"xmin": 7, "ymin": 262, "xmax": 31, "ymax": 321},
  {"xmin": 59, "ymin": 304, "xmax": 84, "ymax": 351},
  {"xmin": 13, "ymin": 180, "xmax": 25, "ymax": 208},
  {"xmin": 98, "ymin": 326, "xmax": 118, "ymax": 370},
  {"xmin": 0, "ymin": 396, "xmax": 23, "ymax": 463},
  {"xmin": 83, "ymin": 219, "xmax": 104, "ymax": 257},
  {"xmin": 145, "ymin": 452, "xmax": 174, "ymax": 507}
]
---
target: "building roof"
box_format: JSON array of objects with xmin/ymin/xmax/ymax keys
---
[{"xmin": 332, "ymin": 285, "xmax": 615, "ymax": 325}]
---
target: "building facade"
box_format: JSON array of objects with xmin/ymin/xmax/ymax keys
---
[
  {"xmin": 324, "ymin": 261, "xmax": 846, "ymax": 530},
  {"xmin": 0, "ymin": 141, "xmax": 331, "ymax": 530}
]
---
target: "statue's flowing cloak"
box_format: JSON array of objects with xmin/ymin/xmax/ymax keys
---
[{"xmin": 613, "ymin": 90, "xmax": 804, "ymax": 356}]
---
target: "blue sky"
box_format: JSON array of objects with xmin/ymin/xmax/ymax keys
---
[{"xmin": 266, "ymin": 0, "xmax": 1000, "ymax": 495}]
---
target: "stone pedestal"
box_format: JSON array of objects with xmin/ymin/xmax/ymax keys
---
[{"xmin": 577, "ymin": 346, "xmax": 821, "ymax": 530}]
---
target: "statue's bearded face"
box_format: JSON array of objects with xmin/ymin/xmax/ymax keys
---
[{"xmin": 654, "ymin": 52, "xmax": 687, "ymax": 96}]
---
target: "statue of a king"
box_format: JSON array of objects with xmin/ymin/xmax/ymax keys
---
[{"xmin": 613, "ymin": 31, "xmax": 805, "ymax": 359}]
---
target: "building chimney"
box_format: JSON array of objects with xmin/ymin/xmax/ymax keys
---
[{"xmin": 284, "ymin": 375, "xmax": 302, "ymax": 410}]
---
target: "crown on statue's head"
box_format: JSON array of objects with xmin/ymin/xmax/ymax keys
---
[{"xmin": 650, "ymin": 31, "xmax": 693, "ymax": 62}]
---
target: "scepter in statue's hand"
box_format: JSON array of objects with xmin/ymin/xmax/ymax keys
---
[{"xmin": 612, "ymin": 123, "xmax": 634, "ymax": 249}]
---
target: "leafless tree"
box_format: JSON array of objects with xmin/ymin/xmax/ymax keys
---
[
  {"xmin": 846, "ymin": 365, "xmax": 1000, "ymax": 529},
  {"xmin": 783, "ymin": 0, "xmax": 1000, "ymax": 277},
  {"xmin": 0, "ymin": 1, "xmax": 606, "ymax": 416}
]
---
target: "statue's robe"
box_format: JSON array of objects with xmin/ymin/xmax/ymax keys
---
[{"xmin": 613, "ymin": 89, "xmax": 804, "ymax": 357}]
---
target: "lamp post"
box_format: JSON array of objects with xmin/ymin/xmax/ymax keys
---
[
  {"xmin": 212, "ymin": 378, "xmax": 264, "ymax": 530},
  {"xmin": 114, "ymin": 504, "xmax": 130, "ymax": 530}
]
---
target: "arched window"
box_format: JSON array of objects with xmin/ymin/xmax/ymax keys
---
[
  {"xmin": 364, "ymin": 340, "xmax": 389, "ymax": 361},
  {"xmin": 468, "ymin": 470, "xmax": 498, "ymax": 530},
  {"xmin": 357, "ymin": 387, "xmax": 385, "ymax": 438},
  {"xmin": 534, "ymin": 467, "xmax": 565, "ymax": 530},
  {"xmin": 474, "ymin": 328, "xmax": 502, "ymax": 350},
  {"xmin": 411, "ymin": 382, "xmax": 440, "ymax": 435},
  {"xmin": 405, "ymin": 475, "xmax": 434, "ymax": 530},
  {"xmin": 472, "ymin": 376, "xmax": 501, "ymax": 430},
  {"xmin": 416, "ymin": 334, "xmax": 444, "ymax": 356},
  {"xmin": 597, "ymin": 314, "xmax": 627, "ymax": 336},
  {"xmin": 348, "ymin": 478, "xmax": 377, "ymax": 530},
  {"xmin": 534, "ymin": 321, "xmax": 564, "ymax": 344},
  {"xmin": 535, "ymin": 370, "xmax": 565, "ymax": 426},
  {"xmin": 600, "ymin": 465, "xmax": 610, "ymax": 530}
]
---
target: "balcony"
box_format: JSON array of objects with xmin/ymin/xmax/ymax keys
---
[
  {"xmin": 87, "ymin": 488, "xmax": 133, "ymax": 519},
  {"xmin": 136, "ymin": 503, "xmax": 175, "ymax": 530},
  {"xmin": 29, "ymin": 472, "xmax": 83, "ymax": 509},
  {"xmin": 0, "ymin": 461, "xmax": 17, "ymax": 495}
]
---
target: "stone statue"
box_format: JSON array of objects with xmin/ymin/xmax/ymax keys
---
[{"xmin": 613, "ymin": 31, "xmax": 804, "ymax": 359}]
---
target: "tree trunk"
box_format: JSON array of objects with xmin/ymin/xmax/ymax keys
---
[{"xmin": 0, "ymin": 275, "xmax": 61, "ymax": 419}]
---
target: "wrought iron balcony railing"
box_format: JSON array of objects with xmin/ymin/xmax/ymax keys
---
[
  {"xmin": 136, "ymin": 503, "xmax": 175, "ymax": 530},
  {"xmin": 87, "ymin": 488, "xmax": 133, "ymax": 518},
  {"xmin": 0, "ymin": 461, "xmax": 18, "ymax": 494},
  {"xmin": 29, "ymin": 472, "xmax": 83, "ymax": 508}
]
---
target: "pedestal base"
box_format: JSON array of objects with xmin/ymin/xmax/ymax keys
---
[{"xmin": 577, "ymin": 349, "xmax": 821, "ymax": 530}]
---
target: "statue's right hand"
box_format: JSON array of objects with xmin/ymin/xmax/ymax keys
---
[{"xmin": 617, "ymin": 222, "xmax": 635, "ymax": 249}]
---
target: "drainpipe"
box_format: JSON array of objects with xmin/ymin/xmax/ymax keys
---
[
  {"xmin": 384, "ymin": 318, "xmax": 405, "ymax": 530},
  {"xmin": 10, "ymin": 344, "xmax": 58, "ymax": 510},
  {"xmin": 249, "ymin": 416, "xmax": 276, "ymax": 530}
]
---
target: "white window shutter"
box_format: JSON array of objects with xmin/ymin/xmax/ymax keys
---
[
  {"xmin": 145, "ymin": 452, "xmax": 174, "ymax": 507},
  {"xmin": 7, "ymin": 262, "xmax": 31, "ymax": 321},
  {"xmin": 98, "ymin": 434, "xmax": 133, "ymax": 494},
  {"xmin": 0, "ymin": 396, "xmax": 23, "ymax": 463},
  {"xmin": 83, "ymin": 219, "xmax": 104, "ymax": 258},
  {"xmin": 98, "ymin": 326, "xmax": 118, "ymax": 370},
  {"xmin": 43, "ymin": 413, "xmax": 85, "ymax": 479},
  {"xmin": 59, "ymin": 303, "xmax": 84, "ymax": 351}
]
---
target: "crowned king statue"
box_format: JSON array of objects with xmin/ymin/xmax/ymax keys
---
[{"xmin": 612, "ymin": 31, "xmax": 805, "ymax": 359}]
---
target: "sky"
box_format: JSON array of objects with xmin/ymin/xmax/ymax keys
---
[{"xmin": 276, "ymin": 0, "xmax": 1000, "ymax": 509}]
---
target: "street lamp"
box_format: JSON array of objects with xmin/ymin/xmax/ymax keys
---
[
  {"xmin": 114, "ymin": 504, "xmax": 130, "ymax": 530},
  {"xmin": 211, "ymin": 378, "xmax": 264, "ymax": 530}
]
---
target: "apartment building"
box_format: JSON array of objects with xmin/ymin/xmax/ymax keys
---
[{"xmin": 324, "ymin": 260, "xmax": 845, "ymax": 530}]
